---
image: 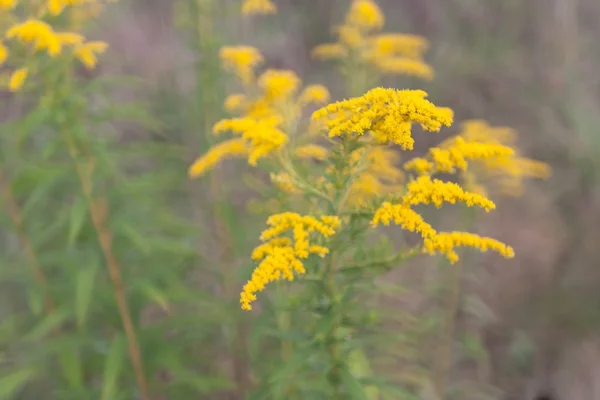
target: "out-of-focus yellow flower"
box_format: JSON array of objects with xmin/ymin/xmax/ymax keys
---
[
  {"xmin": 312, "ymin": 87, "xmax": 453, "ymax": 150},
  {"xmin": 295, "ymin": 144, "xmax": 329, "ymax": 161},
  {"xmin": 258, "ymin": 69, "xmax": 301, "ymax": 101},
  {"xmin": 188, "ymin": 138, "xmax": 248, "ymax": 178},
  {"xmin": 335, "ymin": 25, "xmax": 365, "ymax": 48},
  {"xmin": 0, "ymin": 42, "xmax": 7, "ymax": 65},
  {"xmin": 0, "ymin": 0, "xmax": 16, "ymax": 10},
  {"xmin": 74, "ymin": 40, "xmax": 108, "ymax": 69},
  {"xmin": 298, "ymin": 84, "xmax": 330, "ymax": 105},
  {"xmin": 9, "ymin": 67, "xmax": 27, "ymax": 91},
  {"xmin": 345, "ymin": 0, "xmax": 384, "ymax": 32},
  {"xmin": 270, "ymin": 172, "xmax": 299, "ymax": 193},
  {"xmin": 311, "ymin": 43, "xmax": 348, "ymax": 60},
  {"xmin": 213, "ymin": 115, "xmax": 288, "ymax": 165},
  {"xmin": 224, "ymin": 94, "xmax": 247, "ymax": 113},
  {"xmin": 433, "ymin": 120, "xmax": 551, "ymax": 196},
  {"xmin": 241, "ymin": 0, "xmax": 277, "ymax": 15},
  {"xmin": 219, "ymin": 46, "xmax": 264, "ymax": 85},
  {"xmin": 312, "ymin": 0, "xmax": 433, "ymax": 81},
  {"xmin": 6, "ymin": 19, "xmax": 62, "ymax": 56},
  {"xmin": 373, "ymin": 57, "xmax": 434, "ymax": 80},
  {"xmin": 55, "ymin": 32, "xmax": 85, "ymax": 46},
  {"xmin": 405, "ymin": 137, "xmax": 515, "ymax": 175},
  {"xmin": 368, "ymin": 34, "xmax": 429, "ymax": 59},
  {"xmin": 241, "ymin": 212, "xmax": 340, "ymax": 310}
]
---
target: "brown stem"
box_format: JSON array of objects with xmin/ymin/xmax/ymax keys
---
[
  {"xmin": 0, "ymin": 167, "xmax": 57, "ymax": 325},
  {"xmin": 63, "ymin": 140, "xmax": 151, "ymax": 400}
]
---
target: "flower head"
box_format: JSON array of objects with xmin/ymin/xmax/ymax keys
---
[{"xmin": 312, "ymin": 87, "xmax": 453, "ymax": 150}]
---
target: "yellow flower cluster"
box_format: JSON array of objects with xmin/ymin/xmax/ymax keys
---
[
  {"xmin": 189, "ymin": 46, "xmax": 331, "ymax": 178},
  {"xmin": 0, "ymin": 0, "xmax": 112, "ymax": 91},
  {"xmin": 241, "ymin": 0, "xmax": 276, "ymax": 16},
  {"xmin": 312, "ymin": 87, "xmax": 453, "ymax": 150},
  {"xmin": 372, "ymin": 175, "xmax": 513, "ymax": 263},
  {"xmin": 405, "ymin": 120, "xmax": 551, "ymax": 196},
  {"xmin": 240, "ymin": 212, "xmax": 340, "ymax": 310},
  {"xmin": 312, "ymin": 0, "xmax": 433, "ymax": 80}
]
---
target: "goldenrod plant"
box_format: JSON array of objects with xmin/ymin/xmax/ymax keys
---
[
  {"xmin": 188, "ymin": 44, "xmax": 527, "ymax": 397},
  {"xmin": 187, "ymin": 0, "xmax": 554, "ymax": 398}
]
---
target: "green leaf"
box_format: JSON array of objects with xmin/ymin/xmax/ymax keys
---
[
  {"xmin": 25, "ymin": 309, "xmax": 70, "ymax": 341},
  {"xmin": 58, "ymin": 345, "xmax": 83, "ymax": 389},
  {"xmin": 0, "ymin": 368, "xmax": 35, "ymax": 399},
  {"xmin": 140, "ymin": 284, "xmax": 170, "ymax": 312},
  {"xmin": 75, "ymin": 265, "xmax": 98, "ymax": 329},
  {"xmin": 68, "ymin": 196, "xmax": 88, "ymax": 246},
  {"xmin": 119, "ymin": 224, "xmax": 151, "ymax": 255},
  {"xmin": 101, "ymin": 334, "xmax": 126, "ymax": 400}
]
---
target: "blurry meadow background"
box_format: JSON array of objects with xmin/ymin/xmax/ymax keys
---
[{"xmin": 1, "ymin": 0, "xmax": 600, "ymax": 399}]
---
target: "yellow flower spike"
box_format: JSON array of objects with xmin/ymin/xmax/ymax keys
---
[
  {"xmin": 9, "ymin": 67, "xmax": 28, "ymax": 92},
  {"xmin": 423, "ymin": 232, "xmax": 515, "ymax": 264},
  {"xmin": 241, "ymin": 212, "xmax": 341, "ymax": 310},
  {"xmin": 345, "ymin": 0, "xmax": 384, "ymax": 32},
  {"xmin": 402, "ymin": 175, "xmax": 496, "ymax": 211},
  {"xmin": 372, "ymin": 202, "xmax": 436, "ymax": 239},
  {"xmin": 188, "ymin": 138, "xmax": 248, "ymax": 178},
  {"xmin": 312, "ymin": 87, "xmax": 453, "ymax": 150},
  {"xmin": 241, "ymin": 0, "xmax": 277, "ymax": 15}
]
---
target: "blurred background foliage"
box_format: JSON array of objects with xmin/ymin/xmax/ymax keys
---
[{"xmin": 1, "ymin": 0, "xmax": 600, "ymax": 399}]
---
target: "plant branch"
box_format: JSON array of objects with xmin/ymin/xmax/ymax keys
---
[{"xmin": 63, "ymin": 138, "xmax": 151, "ymax": 400}]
